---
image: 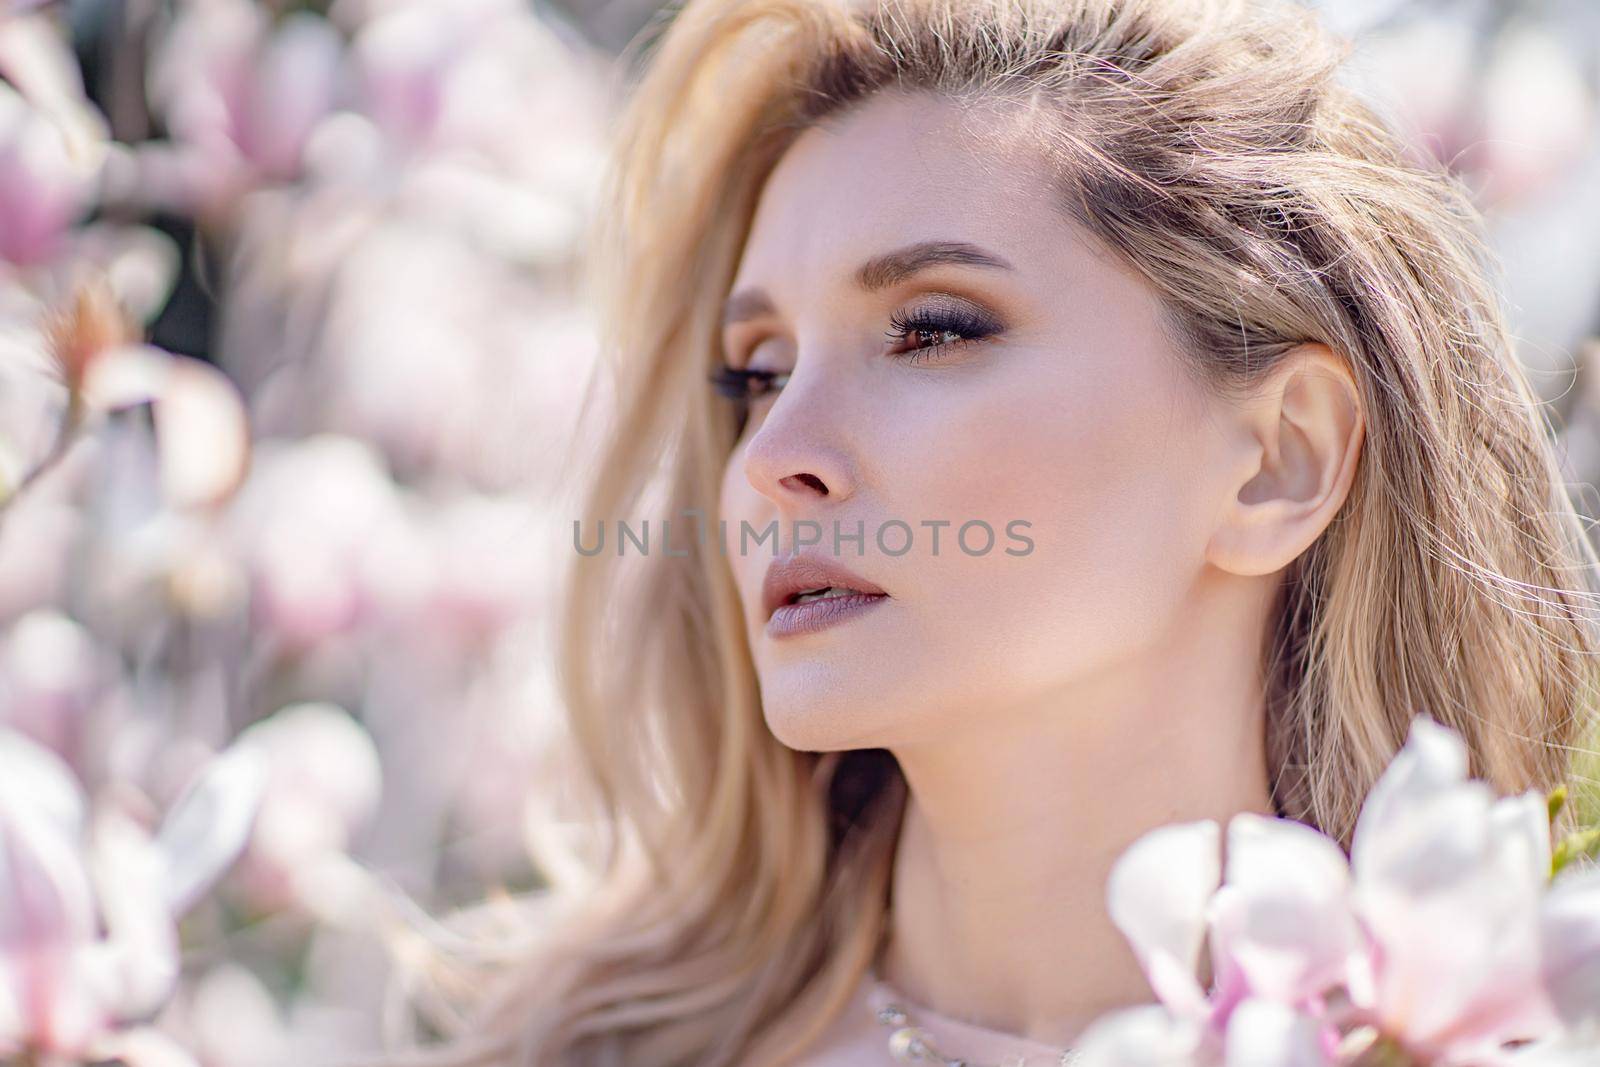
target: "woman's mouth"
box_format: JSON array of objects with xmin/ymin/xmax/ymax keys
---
[{"xmin": 767, "ymin": 586, "xmax": 889, "ymax": 638}]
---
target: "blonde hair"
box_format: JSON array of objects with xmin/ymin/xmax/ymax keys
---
[{"xmin": 364, "ymin": 0, "xmax": 1600, "ymax": 1063}]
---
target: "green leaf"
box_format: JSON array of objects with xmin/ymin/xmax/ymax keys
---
[{"xmin": 1548, "ymin": 784, "xmax": 1569, "ymax": 825}]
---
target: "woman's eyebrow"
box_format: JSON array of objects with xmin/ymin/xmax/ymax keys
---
[{"xmin": 721, "ymin": 239, "xmax": 1016, "ymax": 327}]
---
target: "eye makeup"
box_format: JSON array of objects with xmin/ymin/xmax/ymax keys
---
[
  {"xmin": 708, "ymin": 294, "xmax": 1006, "ymax": 437},
  {"xmin": 714, "ymin": 300, "xmax": 1000, "ymax": 392},
  {"xmin": 882, "ymin": 301, "xmax": 1001, "ymax": 364}
]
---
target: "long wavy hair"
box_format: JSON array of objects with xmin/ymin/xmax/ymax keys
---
[{"xmin": 361, "ymin": 0, "xmax": 1600, "ymax": 1063}]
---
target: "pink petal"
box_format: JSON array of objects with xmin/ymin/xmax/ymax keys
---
[
  {"xmin": 239, "ymin": 13, "xmax": 343, "ymax": 179},
  {"xmin": 0, "ymin": 764, "xmax": 104, "ymax": 1054}
]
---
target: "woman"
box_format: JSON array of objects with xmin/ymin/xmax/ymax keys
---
[{"xmin": 379, "ymin": 0, "xmax": 1600, "ymax": 1064}]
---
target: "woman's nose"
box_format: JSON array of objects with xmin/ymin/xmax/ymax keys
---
[{"xmin": 740, "ymin": 368, "xmax": 858, "ymax": 508}]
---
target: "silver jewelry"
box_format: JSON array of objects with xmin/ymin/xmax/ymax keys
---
[{"xmin": 874, "ymin": 1000, "xmax": 1082, "ymax": 1067}]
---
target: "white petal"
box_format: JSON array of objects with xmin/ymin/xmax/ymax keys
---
[
  {"xmin": 1351, "ymin": 715, "xmax": 1468, "ymax": 877},
  {"xmin": 155, "ymin": 741, "xmax": 268, "ymax": 916},
  {"xmin": 1214, "ymin": 813, "xmax": 1360, "ymax": 1004},
  {"xmin": 1540, "ymin": 865, "xmax": 1600, "ymax": 1029},
  {"xmin": 1223, "ymin": 999, "xmax": 1333, "ymax": 1067},
  {"xmin": 77, "ymin": 345, "xmax": 251, "ymax": 509},
  {"xmin": 1072, "ymin": 1005, "xmax": 1207, "ymax": 1067},
  {"xmin": 1108, "ymin": 820, "xmax": 1222, "ymax": 1018},
  {"xmin": 0, "ymin": 775, "xmax": 98, "ymax": 948},
  {"xmin": 1490, "ymin": 1031, "xmax": 1600, "ymax": 1067},
  {"xmin": 81, "ymin": 808, "xmax": 179, "ymax": 1021},
  {"xmin": 1491, "ymin": 790, "xmax": 1555, "ymax": 886},
  {"xmin": 0, "ymin": 725, "xmax": 85, "ymax": 835},
  {"xmin": 150, "ymin": 355, "xmax": 250, "ymax": 508},
  {"xmin": 79, "ymin": 343, "xmax": 174, "ymax": 412}
]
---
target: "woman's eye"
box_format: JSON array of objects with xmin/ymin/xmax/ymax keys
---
[
  {"xmin": 884, "ymin": 304, "xmax": 1000, "ymax": 364},
  {"xmin": 707, "ymin": 302, "xmax": 1001, "ymax": 428},
  {"xmin": 708, "ymin": 363, "xmax": 789, "ymax": 437},
  {"xmin": 709, "ymin": 364, "xmax": 789, "ymax": 400}
]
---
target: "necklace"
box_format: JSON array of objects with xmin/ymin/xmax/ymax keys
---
[{"xmin": 874, "ymin": 999, "xmax": 1083, "ymax": 1067}]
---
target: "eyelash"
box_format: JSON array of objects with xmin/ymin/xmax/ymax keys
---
[
  {"xmin": 884, "ymin": 304, "xmax": 996, "ymax": 364},
  {"xmin": 708, "ymin": 305, "xmax": 998, "ymax": 405}
]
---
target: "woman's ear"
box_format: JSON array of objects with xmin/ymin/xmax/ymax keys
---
[{"xmin": 1205, "ymin": 342, "xmax": 1365, "ymax": 577}]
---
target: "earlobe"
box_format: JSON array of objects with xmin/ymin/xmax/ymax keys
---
[{"xmin": 1205, "ymin": 343, "xmax": 1365, "ymax": 577}]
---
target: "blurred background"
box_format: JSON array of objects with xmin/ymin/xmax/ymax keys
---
[{"xmin": 0, "ymin": 0, "xmax": 1598, "ymax": 1064}]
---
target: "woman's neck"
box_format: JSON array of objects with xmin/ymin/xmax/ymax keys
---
[{"xmin": 877, "ymin": 616, "xmax": 1279, "ymax": 1046}]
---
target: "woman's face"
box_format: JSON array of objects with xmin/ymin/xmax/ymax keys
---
[{"xmin": 717, "ymin": 90, "xmax": 1245, "ymax": 752}]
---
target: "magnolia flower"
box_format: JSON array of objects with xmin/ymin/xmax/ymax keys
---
[
  {"xmin": 0, "ymin": 13, "xmax": 181, "ymax": 332},
  {"xmin": 143, "ymin": 1, "xmax": 346, "ymax": 213},
  {"xmin": 0, "ymin": 278, "xmax": 251, "ymax": 514},
  {"xmin": 1075, "ymin": 716, "xmax": 1600, "ymax": 1067},
  {"xmin": 0, "ymin": 727, "xmax": 267, "ymax": 1065}
]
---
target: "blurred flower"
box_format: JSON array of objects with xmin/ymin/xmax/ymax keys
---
[
  {"xmin": 223, "ymin": 434, "xmax": 412, "ymax": 648},
  {"xmin": 43, "ymin": 276, "xmax": 139, "ymax": 403},
  {"xmin": 77, "ymin": 342, "xmax": 253, "ymax": 510},
  {"xmin": 3, "ymin": 277, "xmax": 251, "ymax": 514},
  {"xmin": 1539, "ymin": 866, "xmax": 1600, "ymax": 1033},
  {"xmin": 0, "ymin": 727, "xmax": 266, "ymax": 1065},
  {"xmin": 0, "ymin": 608, "xmax": 105, "ymax": 768},
  {"xmin": 0, "ymin": 446, "xmax": 79, "ymax": 617},
  {"xmin": 0, "ymin": 10, "xmax": 112, "ymax": 279},
  {"xmin": 1345, "ymin": 718, "xmax": 1559, "ymax": 1059},
  {"xmin": 157, "ymin": 962, "xmax": 292, "ymax": 1067},
  {"xmin": 0, "ymin": 81, "xmax": 95, "ymax": 268},
  {"xmin": 0, "ymin": 44, "xmax": 175, "ymax": 326},
  {"xmin": 1348, "ymin": 13, "xmax": 1597, "ymax": 216},
  {"xmin": 346, "ymin": 0, "xmax": 596, "ymax": 164},
  {"xmin": 145, "ymin": 1, "xmax": 347, "ymax": 213},
  {"xmin": 0, "ymin": 314, "xmax": 68, "ymax": 502},
  {"xmin": 230, "ymin": 701, "xmax": 382, "ymax": 918},
  {"xmin": 1074, "ymin": 716, "xmax": 1600, "ymax": 1067}
]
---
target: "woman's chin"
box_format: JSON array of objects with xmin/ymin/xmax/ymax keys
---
[{"xmin": 760, "ymin": 694, "xmax": 895, "ymax": 753}]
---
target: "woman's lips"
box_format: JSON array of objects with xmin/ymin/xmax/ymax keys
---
[
  {"xmin": 761, "ymin": 552, "xmax": 888, "ymax": 620},
  {"xmin": 765, "ymin": 590, "xmax": 889, "ymax": 638}
]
